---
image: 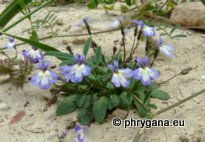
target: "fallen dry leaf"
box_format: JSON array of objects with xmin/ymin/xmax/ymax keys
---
[{"xmin": 9, "ymin": 111, "xmax": 25, "ymax": 125}]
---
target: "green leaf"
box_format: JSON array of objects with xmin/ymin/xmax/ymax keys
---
[
  {"xmin": 125, "ymin": 0, "xmax": 133, "ymax": 6},
  {"xmin": 78, "ymin": 107, "xmax": 87, "ymax": 118},
  {"xmin": 119, "ymin": 92, "xmax": 132, "ymax": 109},
  {"xmin": 45, "ymin": 51, "xmax": 73, "ymax": 61},
  {"xmin": 5, "ymin": 33, "xmax": 59, "ymax": 52},
  {"xmin": 147, "ymin": 104, "xmax": 157, "ymax": 110},
  {"xmin": 17, "ymin": 0, "xmax": 26, "ymax": 9},
  {"xmin": 172, "ymin": 34, "xmax": 187, "ymax": 39},
  {"xmin": 149, "ymin": 82, "xmax": 159, "ymax": 89},
  {"xmin": 79, "ymin": 113, "xmax": 92, "ymax": 125},
  {"xmin": 92, "ymin": 93, "xmax": 98, "ymax": 102},
  {"xmin": 87, "ymin": 74, "xmax": 96, "ymax": 81},
  {"xmin": 31, "ymin": 30, "xmax": 39, "ymax": 41},
  {"xmin": 107, "ymin": 101, "xmax": 114, "ymax": 110},
  {"xmin": 83, "ymin": 37, "xmax": 91, "ymax": 57},
  {"xmin": 102, "ymin": 72, "xmax": 112, "ymax": 82},
  {"xmin": 0, "ymin": 0, "xmax": 32, "ymax": 28},
  {"xmin": 1, "ymin": 0, "xmax": 52, "ymax": 32},
  {"xmin": 170, "ymin": 26, "xmax": 178, "ymax": 35},
  {"xmin": 78, "ymin": 107, "xmax": 92, "ymax": 125},
  {"xmin": 113, "ymin": 52, "xmax": 122, "ymax": 62},
  {"xmin": 87, "ymin": 0, "xmax": 98, "ymax": 9},
  {"xmin": 76, "ymin": 94, "xmax": 87, "ymax": 108},
  {"xmin": 86, "ymin": 62, "xmax": 96, "ymax": 70},
  {"xmin": 110, "ymin": 94, "xmax": 120, "ymax": 107},
  {"xmin": 106, "ymin": 82, "xmax": 114, "ymax": 89},
  {"xmin": 134, "ymin": 101, "xmax": 147, "ymax": 117},
  {"xmin": 56, "ymin": 96, "xmax": 77, "ymax": 116},
  {"xmin": 136, "ymin": 85, "xmax": 146, "ymax": 95},
  {"xmin": 60, "ymin": 59, "xmax": 75, "ymax": 66},
  {"xmin": 150, "ymin": 90, "xmax": 170, "ymax": 100},
  {"xmin": 93, "ymin": 96, "xmax": 108, "ymax": 123},
  {"xmin": 103, "ymin": 5, "xmax": 114, "ymax": 10},
  {"xmin": 95, "ymin": 46, "xmax": 102, "ymax": 65},
  {"xmin": 130, "ymin": 79, "xmax": 137, "ymax": 89},
  {"xmin": 160, "ymin": 33, "xmax": 170, "ymax": 37},
  {"xmin": 84, "ymin": 95, "xmax": 92, "ymax": 108}
]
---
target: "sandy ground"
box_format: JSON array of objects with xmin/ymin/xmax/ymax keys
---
[{"xmin": 0, "ymin": 2, "xmax": 205, "ymax": 142}]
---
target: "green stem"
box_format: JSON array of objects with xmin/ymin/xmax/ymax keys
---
[
  {"xmin": 14, "ymin": 46, "xmax": 18, "ymax": 59},
  {"xmin": 127, "ymin": 89, "xmax": 150, "ymax": 113}
]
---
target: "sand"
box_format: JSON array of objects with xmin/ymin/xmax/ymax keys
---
[{"xmin": 0, "ymin": 2, "xmax": 205, "ymax": 142}]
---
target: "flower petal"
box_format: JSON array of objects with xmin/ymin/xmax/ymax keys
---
[
  {"xmin": 111, "ymin": 74, "xmax": 121, "ymax": 87},
  {"xmin": 120, "ymin": 68, "xmax": 133, "ymax": 78},
  {"xmin": 143, "ymin": 26, "xmax": 156, "ymax": 37},
  {"xmin": 159, "ymin": 45, "xmax": 174, "ymax": 58},
  {"xmin": 108, "ymin": 64, "xmax": 115, "ymax": 72},
  {"xmin": 157, "ymin": 36, "xmax": 163, "ymax": 47},
  {"xmin": 143, "ymin": 56, "xmax": 149, "ymax": 66},
  {"xmin": 133, "ymin": 68, "xmax": 142, "ymax": 80}
]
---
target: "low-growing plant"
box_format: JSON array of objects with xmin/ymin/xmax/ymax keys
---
[{"xmin": 1, "ymin": 8, "xmax": 173, "ymax": 124}]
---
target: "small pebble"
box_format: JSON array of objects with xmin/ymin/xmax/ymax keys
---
[
  {"xmin": 201, "ymin": 75, "xmax": 205, "ymax": 80},
  {"xmin": 0, "ymin": 100, "xmax": 10, "ymax": 110},
  {"xmin": 201, "ymin": 34, "xmax": 205, "ymax": 38},
  {"xmin": 186, "ymin": 31, "xmax": 193, "ymax": 35}
]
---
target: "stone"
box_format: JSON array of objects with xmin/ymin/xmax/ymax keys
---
[
  {"xmin": 170, "ymin": 2, "xmax": 205, "ymax": 28},
  {"xmin": 0, "ymin": 100, "xmax": 10, "ymax": 110}
]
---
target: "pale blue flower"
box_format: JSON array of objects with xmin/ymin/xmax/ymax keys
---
[
  {"xmin": 59, "ymin": 65, "xmax": 71, "ymax": 82},
  {"xmin": 131, "ymin": 20, "xmax": 156, "ymax": 37},
  {"xmin": 133, "ymin": 56, "xmax": 159, "ymax": 85},
  {"xmin": 111, "ymin": 17, "xmax": 129, "ymax": 36},
  {"xmin": 22, "ymin": 46, "xmax": 44, "ymax": 63},
  {"xmin": 59, "ymin": 54, "xmax": 91, "ymax": 83},
  {"xmin": 74, "ymin": 124, "xmax": 85, "ymax": 142},
  {"xmin": 4, "ymin": 36, "xmax": 16, "ymax": 49},
  {"xmin": 111, "ymin": 16, "xmax": 125, "ymax": 29},
  {"xmin": 157, "ymin": 37, "xmax": 174, "ymax": 58},
  {"xmin": 75, "ymin": 16, "xmax": 91, "ymax": 28},
  {"xmin": 111, "ymin": 18, "xmax": 120, "ymax": 28},
  {"xmin": 31, "ymin": 61, "xmax": 58, "ymax": 89},
  {"xmin": 108, "ymin": 61, "xmax": 133, "ymax": 88}
]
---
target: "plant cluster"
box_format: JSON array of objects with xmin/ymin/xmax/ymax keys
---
[{"xmin": 1, "ymin": 15, "xmax": 173, "ymax": 125}]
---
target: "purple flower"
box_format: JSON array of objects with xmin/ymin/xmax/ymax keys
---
[
  {"xmin": 22, "ymin": 46, "xmax": 44, "ymax": 63},
  {"xmin": 59, "ymin": 54, "xmax": 91, "ymax": 83},
  {"xmin": 157, "ymin": 37, "xmax": 174, "ymax": 58},
  {"xmin": 59, "ymin": 65, "xmax": 71, "ymax": 82},
  {"xmin": 75, "ymin": 16, "xmax": 91, "ymax": 28},
  {"xmin": 108, "ymin": 61, "xmax": 133, "ymax": 88},
  {"xmin": 31, "ymin": 61, "xmax": 58, "ymax": 89},
  {"xmin": 111, "ymin": 16, "xmax": 124, "ymax": 28},
  {"xmin": 74, "ymin": 124, "xmax": 85, "ymax": 142},
  {"xmin": 4, "ymin": 36, "xmax": 16, "ymax": 49},
  {"xmin": 133, "ymin": 56, "xmax": 159, "ymax": 85},
  {"xmin": 111, "ymin": 18, "xmax": 120, "ymax": 28},
  {"xmin": 131, "ymin": 20, "xmax": 156, "ymax": 37}
]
